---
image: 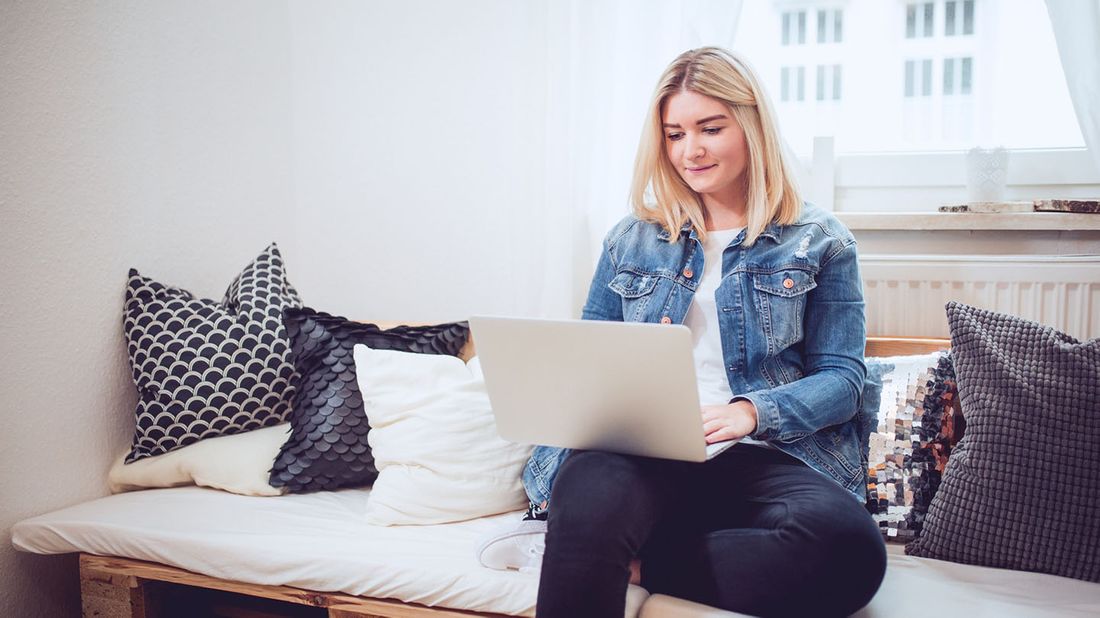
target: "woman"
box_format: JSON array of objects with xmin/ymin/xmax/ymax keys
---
[{"xmin": 492, "ymin": 47, "xmax": 885, "ymax": 617}]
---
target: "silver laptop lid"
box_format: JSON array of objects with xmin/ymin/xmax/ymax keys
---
[{"xmin": 470, "ymin": 316, "xmax": 711, "ymax": 462}]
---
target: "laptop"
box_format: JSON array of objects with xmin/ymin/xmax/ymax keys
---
[{"xmin": 469, "ymin": 316, "xmax": 738, "ymax": 463}]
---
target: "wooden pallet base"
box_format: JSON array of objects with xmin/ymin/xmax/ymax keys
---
[{"xmin": 79, "ymin": 554, "xmax": 511, "ymax": 618}]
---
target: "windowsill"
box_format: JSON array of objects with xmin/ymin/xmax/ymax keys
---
[{"xmin": 836, "ymin": 212, "xmax": 1100, "ymax": 231}]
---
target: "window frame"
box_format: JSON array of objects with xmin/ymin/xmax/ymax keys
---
[{"xmin": 802, "ymin": 146, "xmax": 1100, "ymax": 215}]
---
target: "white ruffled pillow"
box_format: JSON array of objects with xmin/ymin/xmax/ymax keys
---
[
  {"xmin": 108, "ymin": 424, "xmax": 290, "ymax": 496},
  {"xmin": 353, "ymin": 345, "xmax": 531, "ymax": 526}
]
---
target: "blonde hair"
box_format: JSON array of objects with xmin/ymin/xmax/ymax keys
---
[{"xmin": 629, "ymin": 47, "xmax": 801, "ymax": 245}]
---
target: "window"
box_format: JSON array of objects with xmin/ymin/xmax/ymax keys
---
[
  {"xmin": 781, "ymin": 66, "xmax": 806, "ymax": 102},
  {"xmin": 782, "ymin": 10, "xmax": 807, "ymax": 45},
  {"xmin": 737, "ymin": 0, "xmax": 1083, "ymax": 156},
  {"xmin": 816, "ymin": 9, "xmax": 843, "ymax": 43},
  {"xmin": 946, "ymin": 0, "xmax": 976, "ymax": 36},
  {"xmin": 960, "ymin": 57, "xmax": 972, "ymax": 93},
  {"xmin": 732, "ymin": 0, "xmax": 1091, "ymax": 213},
  {"xmin": 904, "ymin": 59, "xmax": 933, "ymax": 97},
  {"xmin": 907, "ymin": 2, "xmax": 935, "ymax": 38},
  {"xmin": 817, "ymin": 65, "xmax": 842, "ymax": 101},
  {"xmin": 944, "ymin": 57, "xmax": 974, "ymax": 95}
]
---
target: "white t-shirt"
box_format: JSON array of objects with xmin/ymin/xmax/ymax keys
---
[{"xmin": 683, "ymin": 227, "xmax": 770, "ymax": 449}]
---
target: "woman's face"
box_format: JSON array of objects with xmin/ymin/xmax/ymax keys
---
[{"xmin": 661, "ymin": 90, "xmax": 749, "ymax": 212}]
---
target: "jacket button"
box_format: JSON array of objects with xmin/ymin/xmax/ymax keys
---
[
  {"xmin": 783, "ymin": 278, "xmax": 795, "ymax": 289},
  {"xmin": 683, "ymin": 267, "xmax": 694, "ymax": 279},
  {"xmin": 660, "ymin": 316, "xmax": 672, "ymax": 324}
]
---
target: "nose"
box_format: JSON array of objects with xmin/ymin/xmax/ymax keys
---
[{"xmin": 684, "ymin": 134, "xmax": 705, "ymax": 161}]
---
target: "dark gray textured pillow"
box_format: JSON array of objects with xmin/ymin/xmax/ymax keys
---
[{"xmin": 906, "ymin": 302, "xmax": 1100, "ymax": 583}]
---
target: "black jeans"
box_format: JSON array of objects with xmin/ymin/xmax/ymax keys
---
[{"xmin": 536, "ymin": 444, "xmax": 886, "ymax": 618}]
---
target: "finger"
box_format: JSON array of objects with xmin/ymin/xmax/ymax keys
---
[
  {"xmin": 702, "ymin": 419, "xmax": 725, "ymax": 435},
  {"xmin": 705, "ymin": 429, "xmax": 729, "ymax": 444},
  {"xmin": 706, "ymin": 427, "xmax": 739, "ymax": 443}
]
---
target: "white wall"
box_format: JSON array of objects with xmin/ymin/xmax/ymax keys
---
[
  {"xmin": 286, "ymin": 0, "xmax": 549, "ymax": 322},
  {"xmin": 1, "ymin": 2, "xmax": 559, "ymax": 614},
  {"xmin": 0, "ymin": 3, "xmax": 298, "ymax": 616}
]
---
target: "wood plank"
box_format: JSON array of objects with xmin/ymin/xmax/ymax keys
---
[
  {"xmin": 865, "ymin": 337, "xmax": 950, "ymax": 357},
  {"xmin": 80, "ymin": 557, "xmax": 158, "ymax": 618},
  {"xmin": 80, "ymin": 554, "xmax": 513, "ymax": 618}
]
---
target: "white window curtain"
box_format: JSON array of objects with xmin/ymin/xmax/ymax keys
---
[
  {"xmin": 1046, "ymin": 0, "xmax": 1100, "ymax": 174},
  {"xmin": 522, "ymin": 0, "xmax": 744, "ymax": 318}
]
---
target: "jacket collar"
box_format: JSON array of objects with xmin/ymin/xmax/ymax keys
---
[
  {"xmin": 657, "ymin": 219, "xmax": 784, "ymax": 243},
  {"xmin": 656, "ymin": 221, "xmax": 696, "ymax": 242}
]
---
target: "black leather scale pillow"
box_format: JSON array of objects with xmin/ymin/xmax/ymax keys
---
[
  {"xmin": 123, "ymin": 244, "xmax": 302, "ymax": 462},
  {"xmin": 268, "ymin": 308, "xmax": 470, "ymax": 493}
]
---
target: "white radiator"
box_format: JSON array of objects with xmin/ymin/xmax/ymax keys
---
[{"xmin": 859, "ymin": 255, "xmax": 1100, "ymax": 340}]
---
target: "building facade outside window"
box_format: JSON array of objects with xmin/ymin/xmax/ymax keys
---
[
  {"xmin": 906, "ymin": 2, "xmax": 936, "ymax": 38},
  {"xmin": 943, "ymin": 57, "xmax": 974, "ymax": 95},
  {"xmin": 781, "ymin": 65, "xmax": 807, "ymax": 102},
  {"xmin": 816, "ymin": 8, "xmax": 843, "ymax": 43},
  {"xmin": 782, "ymin": 10, "xmax": 807, "ymax": 45},
  {"xmin": 945, "ymin": 0, "xmax": 976, "ymax": 36},
  {"xmin": 817, "ymin": 64, "xmax": 842, "ymax": 101}
]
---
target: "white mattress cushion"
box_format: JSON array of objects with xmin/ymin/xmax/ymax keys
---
[
  {"xmin": 10, "ymin": 486, "xmax": 646, "ymax": 616},
  {"xmin": 353, "ymin": 346, "xmax": 531, "ymax": 526},
  {"xmin": 12, "ymin": 488, "xmax": 1100, "ymax": 617},
  {"xmin": 638, "ymin": 545, "xmax": 1100, "ymax": 618}
]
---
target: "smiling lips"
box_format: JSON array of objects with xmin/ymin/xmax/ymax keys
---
[{"xmin": 687, "ymin": 164, "xmax": 717, "ymax": 174}]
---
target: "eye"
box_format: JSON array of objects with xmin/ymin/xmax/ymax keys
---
[
  {"xmin": 666, "ymin": 132, "xmax": 684, "ymax": 141},
  {"xmin": 703, "ymin": 127, "xmax": 723, "ymax": 135}
]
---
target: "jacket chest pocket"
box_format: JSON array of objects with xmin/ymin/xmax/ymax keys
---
[
  {"xmin": 609, "ymin": 271, "xmax": 659, "ymax": 322},
  {"xmin": 752, "ymin": 269, "xmax": 817, "ymax": 351}
]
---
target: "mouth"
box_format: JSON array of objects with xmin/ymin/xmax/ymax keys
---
[{"xmin": 686, "ymin": 164, "xmax": 716, "ymax": 174}]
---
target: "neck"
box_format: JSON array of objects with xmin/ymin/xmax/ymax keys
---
[{"xmin": 702, "ymin": 193, "xmax": 747, "ymax": 231}]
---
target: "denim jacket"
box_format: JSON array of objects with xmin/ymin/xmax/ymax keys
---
[{"xmin": 523, "ymin": 203, "xmax": 869, "ymax": 505}]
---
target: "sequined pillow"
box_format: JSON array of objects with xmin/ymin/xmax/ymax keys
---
[
  {"xmin": 123, "ymin": 244, "xmax": 302, "ymax": 462},
  {"xmin": 906, "ymin": 303, "xmax": 1100, "ymax": 583},
  {"xmin": 268, "ymin": 308, "xmax": 469, "ymax": 493},
  {"xmin": 865, "ymin": 351, "xmax": 964, "ymax": 542}
]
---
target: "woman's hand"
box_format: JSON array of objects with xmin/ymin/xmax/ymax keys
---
[{"xmin": 701, "ymin": 400, "xmax": 758, "ymax": 443}]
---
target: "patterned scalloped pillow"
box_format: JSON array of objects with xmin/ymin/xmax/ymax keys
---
[
  {"xmin": 122, "ymin": 244, "xmax": 302, "ymax": 462},
  {"xmin": 268, "ymin": 309, "xmax": 469, "ymax": 493}
]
